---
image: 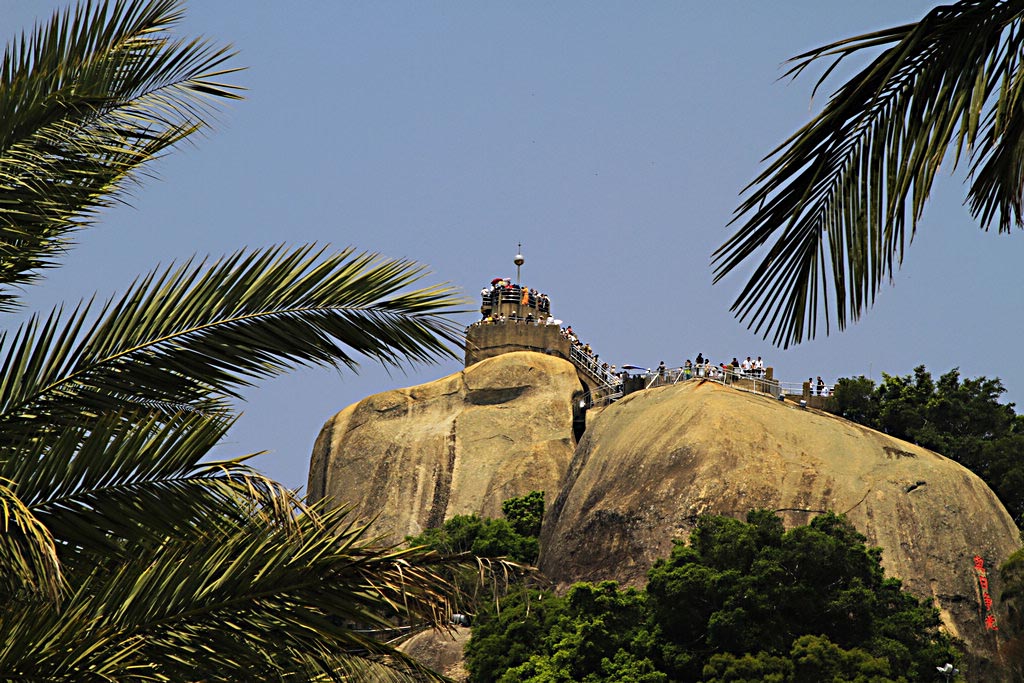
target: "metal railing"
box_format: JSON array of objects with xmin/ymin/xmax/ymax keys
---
[
  {"xmin": 643, "ymin": 366, "xmax": 782, "ymax": 398},
  {"xmin": 777, "ymin": 380, "xmax": 806, "ymax": 396},
  {"xmin": 776, "ymin": 380, "xmax": 834, "ymax": 397},
  {"xmin": 467, "ymin": 317, "xmax": 558, "ymax": 329},
  {"xmin": 568, "ymin": 343, "xmax": 623, "ymax": 406},
  {"xmin": 481, "ymin": 288, "xmax": 551, "ymax": 314}
]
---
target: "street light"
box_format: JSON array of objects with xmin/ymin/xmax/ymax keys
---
[{"xmin": 514, "ymin": 244, "xmax": 524, "ymax": 319}]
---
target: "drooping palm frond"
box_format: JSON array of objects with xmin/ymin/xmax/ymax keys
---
[
  {"xmin": 0, "ymin": 478, "xmax": 61, "ymax": 602},
  {"xmin": 713, "ymin": 0, "xmax": 1024, "ymax": 348},
  {"xmin": 0, "ymin": 244, "xmax": 465, "ymax": 444},
  {"xmin": 0, "ymin": 0, "xmax": 242, "ymax": 312},
  {"xmin": 0, "ymin": 504, "xmax": 473, "ymax": 682}
]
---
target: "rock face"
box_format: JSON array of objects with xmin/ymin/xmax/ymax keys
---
[
  {"xmin": 539, "ymin": 379, "xmax": 1019, "ymax": 668},
  {"xmin": 308, "ymin": 352, "xmax": 581, "ymax": 544},
  {"xmin": 398, "ymin": 628, "xmax": 471, "ymax": 682},
  {"xmin": 309, "ymin": 352, "xmax": 1020, "ymax": 675}
]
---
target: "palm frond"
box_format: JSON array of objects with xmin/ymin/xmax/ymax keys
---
[
  {"xmin": 0, "ymin": 245, "xmax": 465, "ymax": 444},
  {"xmin": 1, "ymin": 410, "xmax": 303, "ymax": 566},
  {"xmin": 713, "ymin": 1, "xmax": 1024, "ymax": 347},
  {"xmin": 0, "ymin": 597, "xmax": 143, "ymax": 681},
  {"xmin": 0, "ymin": 505, "xmax": 471, "ymax": 682},
  {"xmin": 0, "ymin": 3, "xmax": 473, "ymax": 679},
  {"xmin": 0, "ymin": 478, "xmax": 61, "ymax": 603},
  {"xmin": 0, "ymin": 0, "xmax": 242, "ymax": 312}
]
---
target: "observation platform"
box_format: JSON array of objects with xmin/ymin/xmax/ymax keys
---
[{"xmin": 464, "ymin": 277, "xmax": 807, "ymax": 411}]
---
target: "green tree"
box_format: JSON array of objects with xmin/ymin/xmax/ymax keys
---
[
  {"xmin": 465, "ymin": 588, "xmax": 569, "ymax": 680},
  {"xmin": 825, "ymin": 365, "xmax": 1024, "ymax": 526},
  {"xmin": 712, "ymin": 2, "xmax": 1024, "ymax": 347},
  {"xmin": 0, "ymin": 1, "xmax": 473, "ymax": 680},
  {"xmin": 502, "ymin": 489, "xmax": 545, "ymax": 538},
  {"xmin": 703, "ymin": 635, "xmax": 901, "ymax": 683},
  {"xmin": 466, "ymin": 511, "xmax": 957, "ymax": 682},
  {"xmin": 406, "ymin": 491, "xmax": 545, "ymax": 564},
  {"xmin": 829, "ymin": 375, "xmax": 880, "ymax": 425},
  {"xmin": 471, "ymin": 582, "xmax": 659, "ymax": 683}
]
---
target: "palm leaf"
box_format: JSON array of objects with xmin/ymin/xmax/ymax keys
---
[
  {"xmin": 0, "ymin": 478, "xmax": 61, "ymax": 603},
  {"xmin": 0, "ymin": 3, "xmax": 474, "ymax": 679},
  {"xmin": 0, "ymin": 245, "xmax": 465, "ymax": 444},
  {"xmin": 0, "ymin": 505, "xmax": 468, "ymax": 682},
  {"xmin": 0, "ymin": 0, "xmax": 242, "ymax": 312},
  {"xmin": 0, "ymin": 597, "xmax": 144, "ymax": 681},
  {"xmin": 2, "ymin": 410, "xmax": 303, "ymax": 567},
  {"xmin": 713, "ymin": 1, "xmax": 1024, "ymax": 347}
]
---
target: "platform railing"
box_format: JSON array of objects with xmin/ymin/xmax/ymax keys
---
[
  {"xmin": 643, "ymin": 366, "xmax": 782, "ymax": 398},
  {"xmin": 481, "ymin": 288, "xmax": 551, "ymax": 314}
]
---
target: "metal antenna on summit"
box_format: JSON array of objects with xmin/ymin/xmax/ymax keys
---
[{"xmin": 514, "ymin": 243, "xmax": 524, "ymax": 286}]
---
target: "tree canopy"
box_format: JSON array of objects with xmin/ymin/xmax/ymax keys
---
[
  {"xmin": 827, "ymin": 365, "xmax": 1024, "ymax": 526},
  {"xmin": 466, "ymin": 510, "xmax": 958, "ymax": 682},
  {"xmin": 406, "ymin": 491, "xmax": 545, "ymax": 568}
]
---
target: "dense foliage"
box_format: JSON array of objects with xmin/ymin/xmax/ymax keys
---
[
  {"xmin": 466, "ymin": 510, "xmax": 958, "ymax": 682},
  {"xmin": 827, "ymin": 365, "xmax": 1024, "ymax": 526},
  {"xmin": 406, "ymin": 491, "xmax": 544, "ymax": 564}
]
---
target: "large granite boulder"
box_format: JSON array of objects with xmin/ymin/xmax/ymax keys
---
[
  {"xmin": 308, "ymin": 351, "xmax": 581, "ymax": 544},
  {"xmin": 308, "ymin": 352, "xmax": 1020, "ymax": 677},
  {"xmin": 539, "ymin": 379, "xmax": 1020, "ymax": 671}
]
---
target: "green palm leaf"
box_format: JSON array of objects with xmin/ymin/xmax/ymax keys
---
[
  {"xmin": 713, "ymin": 1, "xmax": 1024, "ymax": 347},
  {"xmin": 0, "ymin": 0, "xmax": 241, "ymax": 312},
  {"xmin": 0, "ymin": 245, "xmax": 465, "ymax": 443},
  {"xmin": 0, "ymin": 505, "xmax": 468, "ymax": 682},
  {"xmin": 0, "ymin": 2, "xmax": 476, "ymax": 679},
  {"xmin": 2, "ymin": 410, "xmax": 302, "ymax": 568}
]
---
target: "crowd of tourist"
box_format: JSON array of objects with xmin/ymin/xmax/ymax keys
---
[
  {"xmin": 561, "ymin": 330, "xmax": 789, "ymax": 395},
  {"xmin": 479, "ymin": 278, "xmax": 551, "ymax": 322},
  {"xmin": 473, "ymin": 279, "xmax": 833, "ymax": 398},
  {"xmin": 617, "ymin": 354, "xmax": 771, "ymax": 385},
  {"xmin": 674, "ymin": 353, "xmax": 768, "ymax": 381}
]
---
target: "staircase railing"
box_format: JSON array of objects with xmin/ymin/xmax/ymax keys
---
[{"xmin": 568, "ymin": 343, "xmax": 622, "ymax": 406}]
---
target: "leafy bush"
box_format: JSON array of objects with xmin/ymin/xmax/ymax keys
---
[{"xmin": 406, "ymin": 491, "xmax": 544, "ymax": 564}]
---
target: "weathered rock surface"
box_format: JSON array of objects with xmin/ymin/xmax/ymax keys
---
[
  {"xmin": 398, "ymin": 628, "xmax": 470, "ymax": 682},
  {"xmin": 539, "ymin": 379, "xmax": 1019, "ymax": 668},
  {"xmin": 308, "ymin": 352, "xmax": 581, "ymax": 544},
  {"xmin": 308, "ymin": 352, "xmax": 1020, "ymax": 677}
]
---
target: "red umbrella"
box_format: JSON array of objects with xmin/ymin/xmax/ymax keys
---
[{"xmin": 490, "ymin": 277, "xmax": 503, "ymax": 284}]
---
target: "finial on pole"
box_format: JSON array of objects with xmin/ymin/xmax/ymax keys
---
[{"xmin": 514, "ymin": 242, "xmax": 524, "ymax": 285}]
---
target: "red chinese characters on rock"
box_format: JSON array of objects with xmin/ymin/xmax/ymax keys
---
[{"xmin": 973, "ymin": 555, "xmax": 998, "ymax": 631}]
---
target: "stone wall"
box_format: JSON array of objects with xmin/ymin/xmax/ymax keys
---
[{"xmin": 464, "ymin": 320, "xmax": 569, "ymax": 366}]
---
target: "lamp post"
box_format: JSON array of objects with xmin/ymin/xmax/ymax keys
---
[{"xmin": 514, "ymin": 243, "xmax": 524, "ymax": 319}]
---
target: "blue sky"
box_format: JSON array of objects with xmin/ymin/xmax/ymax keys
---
[{"xmin": 6, "ymin": 2, "xmax": 1023, "ymax": 491}]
